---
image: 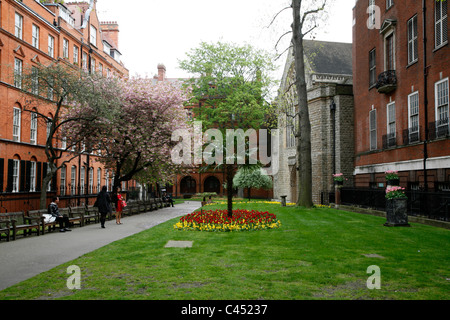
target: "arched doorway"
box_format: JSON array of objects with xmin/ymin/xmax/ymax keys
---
[
  {"xmin": 180, "ymin": 176, "xmax": 196, "ymax": 194},
  {"xmin": 204, "ymin": 176, "xmax": 221, "ymax": 194}
]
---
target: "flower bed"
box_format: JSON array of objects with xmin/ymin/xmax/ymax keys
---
[{"xmin": 174, "ymin": 209, "xmax": 281, "ymax": 232}]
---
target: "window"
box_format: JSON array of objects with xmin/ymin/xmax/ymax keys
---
[
  {"xmin": 48, "ymin": 35, "xmax": 54, "ymax": 58},
  {"xmin": 31, "ymin": 67, "xmax": 39, "ymax": 95},
  {"xmin": 90, "ymin": 25, "xmax": 97, "ymax": 46},
  {"xmin": 15, "ymin": 13, "xmax": 23, "ymax": 39},
  {"xmin": 30, "ymin": 161, "xmax": 36, "ymax": 192},
  {"xmin": 385, "ymin": 33, "xmax": 395, "ymax": 70},
  {"xmin": 408, "ymin": 92, "xmax": 420, "ymax": 143},
  {"xmin": 12, "ymin": 160, "xmax": 20, "ymax": 193},
  {"xmin": 386, "ymin": 102, "xmax": 396, "ymax": 147},
  {"xmin": 97, "ymin": 168, "xmax": 101, "ymax": 192},
  {"xmin": 47, "ymin": 119, "xmax": 52, "ymax": 140},
  {"xmin": 435, "ymin": 0, "xmax": 448, "ymax": 48},
  {"xmin": 46, "ymin": 163, "xmax": 51, "ymax": 191},
  {"xmin": 435, "ymin": 78, "xmax": 449, "ymax": 137},
  {"xmin": 89, "ymin": 167, "xmax": 93, "ymax": 194},
  {"xmin": 82, "ymin": 51, "xmax": 88, "ymax": 70},
  {"xmin": 91, "ymin": 58, "xmax": 96, "ymax": 73},
  {"xmin": 60, "ymin": 165, "xmax": 66, "ymax": 196},
  {"xmin": 63, "ymin": 39, "xmax": 69, "ymax": 59},
  {"xmin": 98, "ymin": 63, "xmax": 103, "ymax": 75},
  {"xmin": 73, "ymin": 45, "xmax": 79, "ymax": 64},
  {"xmin": 71, "ymin": 165, "xmax": 76, "ymax": 195},
  {"xmin": 368, "ymin": 0, "xmax": 376, "ymax": 28},
  {"xmin": 80, "ymin": 167, "xmax": 85, "ymax": 195},
  {"xmin": 13, "ymin": 107, "xmax": 21, "ymax": 142},
  {"xmin": 387, "ymin": 0, "xmax": 394, "ymax": 9},
  {"xmin": 32, "ymin": 24, "xmax": 40, "ymax": 49},
  {"xmin": 286, "ymin": 105, "xmax": 296, "ymax": 148},
  {"xmin": 14, "ymin": 58, "xmax": 22, "ymax": 88},
  {"xmin": 369, "ymin": 49, "xmax": 377, "ymax": 86},
  {"xmin": 105, "ymin": 169, "xmax": 109, "ymax": 191},
  {"xmin": 369, "ymin": 109, "xmax": 377, "ymax": 150},
  {"xmin": 407, "ymin": 15, "xmax": 418, "ymax": 64},
  {"xmin": 30, "ymin": 112, "xmax": 37, "ymax": 145}
]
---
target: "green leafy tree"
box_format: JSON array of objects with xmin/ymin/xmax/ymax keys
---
[
  {"xmin": 233, "ymin": 166, "xmax": 273, "ymax": 201},
  {"xmin": 179, "ymin": 41, "xmax": 277, "ymax": 217}
]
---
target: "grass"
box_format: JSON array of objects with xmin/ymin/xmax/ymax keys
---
[{"xmin": 0, "ymin": 202, "xmax": 449, "ymax": 300}]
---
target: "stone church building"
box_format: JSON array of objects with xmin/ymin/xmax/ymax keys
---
[{"xmin": 274, "ymin": 40, "xmax": 354, "ymax": 204}]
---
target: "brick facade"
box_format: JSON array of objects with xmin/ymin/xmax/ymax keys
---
[
  {"xmin": 0, "ymin": 0, "xmax": 129, "ymax": 212},
  {"xmin": 353, "ymin": 0, "xmax": 450, "ymax": 190}
]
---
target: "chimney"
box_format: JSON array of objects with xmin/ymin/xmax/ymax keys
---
[
  {"xmin": 157, "ymin": 64, "xmax": 166, "ymax": 81},
  {"xmin": 100, "ymin": 21, "xmax": 119, "ymax": 49}
]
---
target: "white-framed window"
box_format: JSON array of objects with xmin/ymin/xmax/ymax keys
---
[
  {"xmin": 30, "ymin": 112, "xmax": 37, "ymax": 145},
  {"xmin": 32, "ymin": 24, "xmax": 40, "ymax": 49},
  {"xmin": 46, "ymin": 163, "xmax": 52, "ymax": 191},
  {"xmin": 48, "ymin": 35, "xmax": 55, "ymax": 58},
  {"xmin": 13, "ymin": 107, "xmax": 21, "ymax": 142},
  {"xmin": 14, "ymin": 58, "xmax": 22, "ymax": 88},
  {"xmin": 12, "ymin": 160, "xmax": 20, "ymax": 193},
  {"xmin": 97, "ymin": 168, "xmax": 101, "ymax": 192},
  {"xmin": 80, "ymin": 167, "xmax": 85, "ymax": 195},
  {"xmin": 31, "ymin": 66, "xmax": 39, "ymax": 95},
  {"xmin": 91, "ymin": 58, "xmax": 96, "ymax": 73},
  {"xmin": 408, "ymin": 92, "xmax": 420, "ymax": 143},
  {"xmin": 60, "ymin": 165, "xmax": 66, "ymax": 196},
  {"xmin": 368, "ymin": 0, "xmax": 377, "ymax": 28},
  {"xmin": 73, "ymin": 45, "xmax": 79, "ymax": 64},
  {"xmin": 105, "ymin": 169, "xmax": 109, "ymax": 191},
  {"xmin": 407, "ymin": 15, "xmax": 418, "ymax": 64},
  {"xmin": 15, "ymin": 13, "xmax": 23, "ymax": 39},
  {"xmin": 369, "ymin": 48, "xmax": 376, "ymax": 87},
  {"xmin": 90, "ymin": 25, "xmax": 97, "ymax": 46},
  {"xmin": 386, "ymin": 0, "xmax": 394, "ymax": 9},
  {"xmin": 386, "ymin": 102, "xmax": 396, "ymax": 147},
  {"xmin": 30, "ymin": 161, "xmax": 36, "ymax": 192},
  {"xmin": 89, "ymin": 167, "xmax": 93, "ymax": 194},
  {"xmin": 46, "ymin": 119, "xmax": 52, "ymax": 140},
  {"xmin": 71, "ymin": 165, "xmax": 77, "ymax": 195},
  {"xmin": 369, "ymin": 108, "xmax": 377, "ymax": 150},
  {"xmin": 63, "ymin": 38, "xmax": 69, "ymax": 59},
  {"xmin": 98, "ymin": 63, "xmax": 103, "ymax": 75},
  {"xmin": 435, "ymin": 78, "xmax": 449, "ymax": 137},
  {"xmin": 82, "ymin": 51, "xmax": 88, "ymax": 70},
  {"xmin": 435, "ymin": 0, "xmax": 448, "ymax": 48}
]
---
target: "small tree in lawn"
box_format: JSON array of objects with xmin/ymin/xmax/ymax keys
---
[
  {"xmin": 69, "ymin": 77, "xmax": 191, "ymax": 192},
  {"xmin": 233, "ymin": 166, "xmax": 273, "ymax": 201},
  {"xmin": 179, "ymin": 41, "xmax": 277, "ymax": 217}
]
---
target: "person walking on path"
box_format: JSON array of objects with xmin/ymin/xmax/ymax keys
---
[
  {"xmin": 95, "ymin": 186, "xmax": 112, "ymax": 228},
  {"xmin": 47, "ymin": 196, "xmax": 72, "ymax": 232},
  {"xmin": 113, "ymin": 186, "xmax": 126, "ymax": 225}
]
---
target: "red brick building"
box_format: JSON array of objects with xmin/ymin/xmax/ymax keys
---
[
  {"xmin": 352, "ymin": 0, "xmax": 449, "ymax": 191},
  {"xmin": 0, "ymin": 0, "xmax": 128, "ymax": 212},
  {"xmin": 153, "ymin": 64, "xmax": 273, "ymax": 199}
]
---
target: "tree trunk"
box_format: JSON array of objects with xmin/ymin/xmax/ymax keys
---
[
  {"xmin": 226, "ymin": 164, "xmax": 234, "ymax": 217},
  {"xmin": 292, "ymin": 0, "xmax": 313, "ymax": 208}
]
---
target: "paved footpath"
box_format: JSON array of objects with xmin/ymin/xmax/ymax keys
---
[{"xmin": 0, "ymin": 201, "xmax": 201, "ymax": 291}]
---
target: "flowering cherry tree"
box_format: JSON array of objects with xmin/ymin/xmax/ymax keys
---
[{"xmin": 67, "ymin": 77, "xmax": 191, "ymax": 192}]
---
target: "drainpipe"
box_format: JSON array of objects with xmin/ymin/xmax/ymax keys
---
[{"xmin": 422, "ymin": 0, "xmax": 429, "ymax": 192}]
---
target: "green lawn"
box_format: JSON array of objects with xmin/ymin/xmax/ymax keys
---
[{"xmin": 0, "ymin": 202, "xmax": 449, "ymax": 300}]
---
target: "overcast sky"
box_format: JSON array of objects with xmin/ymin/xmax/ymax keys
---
[{"xmin": 96, "ymin": 0, "xmax": 354, "ymax": 80}]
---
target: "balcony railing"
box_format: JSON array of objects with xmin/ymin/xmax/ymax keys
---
[
  {"xmin": 402, "ymin": 126, "xmax": 420, "ymax": 145},
  {"xmin": 382, "ymin": 132, "xmax": 397, "ymax": 148},
  {"xmin": 429, "ymin": 118, "xmax": 450, "ymax": 140},
  {"xmin": 376, "ymin": 70, "xmax": 397, "ymax": 93}
]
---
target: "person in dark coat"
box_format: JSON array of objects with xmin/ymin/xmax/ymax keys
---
[
  {"xmin": 95, "ymin": 186, "xmax": 112, "ymax": 228},
  {"xmin": 47, "ymin": 196, "xmax": 72, "ymax": 232}
]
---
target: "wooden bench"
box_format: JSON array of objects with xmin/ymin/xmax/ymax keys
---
[
  {"xmin": 0, "ymin": 211, "xmax": 41, "ymax": 240},
  {"xmin": 28, "ymin": 209, "xmax": 56, "ymax": 234},
  {"xmin": 68, "ymin": 206, "xmax": 84, "ymax": 227},
  {"xmin": 0, "ymin": 218, "xmax": 11, "ymax": 242},
  {"xmin": 84, "ymin": 205, "xmax": 100, "ymax": 225}
]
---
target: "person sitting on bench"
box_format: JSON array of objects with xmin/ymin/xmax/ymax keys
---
[{"xmin": 47, "ymin": 197, "xmax": 72, "ymax": 232}]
